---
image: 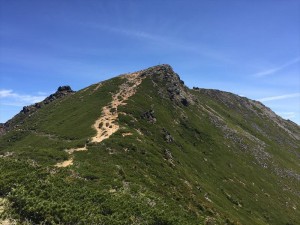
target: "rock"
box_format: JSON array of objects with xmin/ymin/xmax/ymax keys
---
[
  {"xmin": 141, "ymin": 109, "xmax": 156, "ymax": 124},
  {"xmin": 164, "ymin": 149, "xmax": 173, "ymax": 160},
  {"xmin": 57, "ymin": 85, "xmax": 73, "ymax": 92},
  {"xmin": 181, "ymin": 98, "xmax": 189, "ymax": 106},
  {"xmin": 34, "ymin": 103, "xmax": 41, "ymax": 108},
  {"xmin": 164, "ymin": 149, "xmax": 175, "ymax": 166},
  {"xmin": 22, "ymin": 106, "xmax": 30, "ymax": 114},
  {"xmin": 139, "ymin": 64, "xmax": 192, "ymax": 107},
  {"xmin": 167, "ymin": 86, "xmax": 181, "ymax": 95},
  {"xmin": 163, "ymin": 128, "xmax": 174, "ymax": 143},
  {"xmin": 44, "ymin": 86, "xmax": 74, "ymax": 104}
]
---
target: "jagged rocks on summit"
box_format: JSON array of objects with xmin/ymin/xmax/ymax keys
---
[
  {"xmin": 21, "ymin": 85, "xmax": 74, "ymax": 114},
  {"xmin": 140, "ymin": 64, "xmax": 193, "ymax": 107},
  {"xmin": 38, "ymin": 85, "xmax": 74, "ymax": 106}
]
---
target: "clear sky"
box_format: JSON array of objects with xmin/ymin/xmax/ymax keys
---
[{"xmin": 0, "ymin": 0, "xmax": 299, "ymax": 124}]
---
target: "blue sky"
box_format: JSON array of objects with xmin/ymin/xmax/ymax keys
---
[{"xmin": 0, "ymin": 0, "xmax": 299, "ymax": 124}]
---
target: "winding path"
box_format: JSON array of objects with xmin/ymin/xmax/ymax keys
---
[
  {"xmin": 92, "ymin": 72, "xmax": 143, "ymax": 142},
  {"xmin": 56, "ymin": 72, "xmax": 143, "ymax": 167}
]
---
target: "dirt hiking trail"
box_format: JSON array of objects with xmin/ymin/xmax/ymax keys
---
[
  {"xmin": 55, "ymin": 145, "xmax": 87, "ymax": 168},
  {"xmin": 55, "ymin": 72, "xmax": 143, "ymax": 167},
  {"xmin": 91, "ymin": 72, "xmax": 143, "ymax": 142}
]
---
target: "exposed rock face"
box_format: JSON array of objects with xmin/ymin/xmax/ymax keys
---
[{"xmin": 140, "ymin": 64, "xmax": 193, "ymax": 106}]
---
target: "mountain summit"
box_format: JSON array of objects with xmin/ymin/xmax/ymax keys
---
[{"xmin": 0, "ymin": 65, "xmax": 299, "ymax": 224}]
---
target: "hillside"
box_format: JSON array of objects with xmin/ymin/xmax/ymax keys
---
[{"xmin": 0, "ymin": 64, "xmax": 299, "ymax": 225}]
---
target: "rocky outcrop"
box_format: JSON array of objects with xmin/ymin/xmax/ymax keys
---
[
  {"xmin": 43, "ymin": 86, "xmax": 74, "ymax": 105},
  {"xmin": 21, "ymin": 86, "xmax": 74, "ymax": 114},
  {"xmin": 139, "ymin": 64, "xmax": 193, "ymax": 106},
  {"xmin": 20, "ymin": 86, "xmax": 74, "ymax": 115},
  {"xmin": 141, "ymin": 109, "xmax": 156, "ymax": 124},
  {"xmin": 0, "ymin": 86, "xmax": 75, "ymax": 136}
]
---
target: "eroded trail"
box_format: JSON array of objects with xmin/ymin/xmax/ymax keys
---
[
  {"xmin": 92, "ymin": 72, "xmax": 143, "ymax": 142},
  {"xmin": 55, "ymin": 72, "xmax": 143, "ymax": 167},
  {"xmin": 55, "ymin": 145, "xmax": 87, "ymax": 167}
]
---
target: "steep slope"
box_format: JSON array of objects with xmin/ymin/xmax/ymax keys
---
[{"xmin": 0, "ymin": 65, "xmax": 299, "ymax": 225}]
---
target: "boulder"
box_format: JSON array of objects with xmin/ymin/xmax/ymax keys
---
[
  {"xmin": 141, "ymin": 109, "xmax": 156, "ymax": 124},
  {"xmin": 163, "ymin": 128, "xmax": 174, "ymax": 143}
]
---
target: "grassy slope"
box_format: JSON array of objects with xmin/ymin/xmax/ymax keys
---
[
  {"xmin": 191, "ymin": 89, "xmax": 300, "ymax": 224},
  {"xmin": 0, "ymin": 78, "xmax": 123, "ymax": 165},
  {"xmin": 0, "ymin": 67, "xmax": 299, "ymax": 224}
]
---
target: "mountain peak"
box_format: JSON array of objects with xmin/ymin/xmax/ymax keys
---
[
  {"xmin": 140, "ymin": 64, "xmax": 179, "ymax": 80},
  {"xmin": 143, "ymin": 63, "xmax": 174, "ymax": 73},
  {"xmin": 0, "ymin": 65, "xmax": 299, "ymax": 224},
  {"xmin": 127, "ymin": 64, "xmax": 191, "ymax": 107}
]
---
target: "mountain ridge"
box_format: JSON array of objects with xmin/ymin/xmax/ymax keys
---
[
  {"xmin": 1, "ymin": 64, "xmax": 298, "ymax": 138},
  {"xmin": 0, "ymin": 64, "xmax": 299, "ymax": 224}
]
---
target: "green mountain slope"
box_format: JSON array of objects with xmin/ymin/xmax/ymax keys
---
[{"xmin": 0, "ymin": 65, "xmax": 299, "ymax": 225}]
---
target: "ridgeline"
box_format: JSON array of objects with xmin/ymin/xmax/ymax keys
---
[{"xmin": 0, "ymin": 65, "xmax": 299, "ymax": 224}]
